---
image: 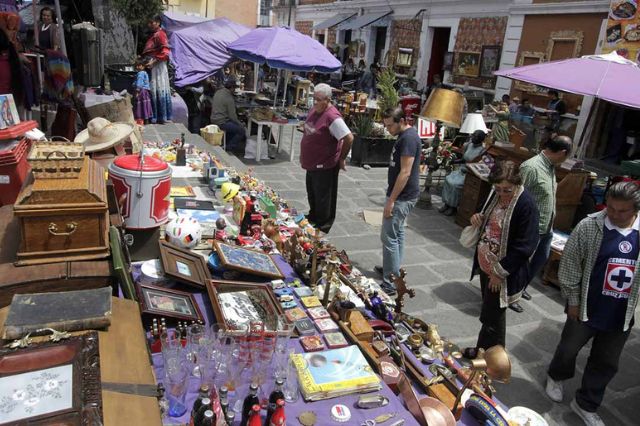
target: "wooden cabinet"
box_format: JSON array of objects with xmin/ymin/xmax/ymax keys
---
[
  {"xmin": 455, "ymin": 171, "xmax": 491, "ymax": 227},
  {"xmin": 13, "ymin": 157, "xmax": 110, "ymax": 265}
]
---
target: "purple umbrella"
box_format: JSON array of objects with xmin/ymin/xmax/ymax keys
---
[
  {"xmin": 227, "ymin": 26, "xmax": 341, "ymax": 73},
  {"xmin": 494, "ymin": 52, "xmax": 640, "ymax": 109}
]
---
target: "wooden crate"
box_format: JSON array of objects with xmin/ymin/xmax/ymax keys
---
[{"xmin": 13, "ymin": 157, "xmax": 110, "ymax": 265}]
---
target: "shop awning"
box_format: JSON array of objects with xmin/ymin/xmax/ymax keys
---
[
  {"xmin": 337, "ymin": 11, "xmax": 392, "ymax": 31},
  {"xmin": 313, "ymin": 13, "xmax": 356, "ymax": 31}
]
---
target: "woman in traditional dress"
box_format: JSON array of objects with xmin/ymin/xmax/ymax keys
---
[
  {"xmin": 142, "ymin": 16, "xmax": 172, "ymax": 124},
  {"xmin": 489, "ymin": 101, "xmax": 510, "ymax": 143},
  {"xmin": 439, "ymin": 130, "xmax": 487, "ymax": 216},
  {"xmin": 464, "ymin": 161, "xmax": 539, "ymax": 358}
]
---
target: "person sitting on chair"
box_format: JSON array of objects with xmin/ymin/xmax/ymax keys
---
[
  {"xmin": 439, "ymin": 130, "xmax": 487, "ymax": 216},
  {"xmin": 211, "ymin": 76, "xmax": 245, "ymax": 152}
]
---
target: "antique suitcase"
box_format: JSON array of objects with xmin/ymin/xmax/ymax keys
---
[
  {"xmin": 13, "ymin": 157, "xmax": 110, "ymax": 265},
  {"xmin": 0, "ymin": 205, "xmax": 113, "ymax": 308}
]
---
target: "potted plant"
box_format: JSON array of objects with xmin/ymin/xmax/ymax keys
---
[{"xmin": 350, "ymin": 114, "xmax": 396, "ymax": 167}]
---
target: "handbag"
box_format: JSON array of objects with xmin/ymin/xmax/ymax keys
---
[{"xmin": 459, "ymin": 189, "xmax": 495, "ymax": 248}]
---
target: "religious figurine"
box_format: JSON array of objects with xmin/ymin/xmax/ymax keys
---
[{"xmin": 214, "ymin": 217, "xmax": 228, "ymax": 242}]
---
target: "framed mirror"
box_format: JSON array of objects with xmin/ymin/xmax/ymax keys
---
[
  {"xmin": 546, "ymin": 30, "xmax": 584, "ymax": 62},
  {"xmin": 514, "ymin": 51, "xmax": 546, "ymax": 92}
]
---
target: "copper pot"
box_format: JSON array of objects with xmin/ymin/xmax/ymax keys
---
[{"xmin": 419, "ymin": 396, "xmax": 456, "ymax": 426}]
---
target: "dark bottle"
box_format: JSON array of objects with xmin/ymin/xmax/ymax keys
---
[
  {"xmin": 264, "ymin": 379, "xmax": 284, "ymax": 425},
  {"xmin": 190, "ymin": 386, "xmax": 211, "ymax": 426},
  {"xmin": 193, "ymin": 397, "xmax": 212, "ymax": 426},
  {"xmin": 200, "ymin": 409, "xmax": 216, "ymax": 426},
  {"xmin": 241, "ymin": 383, "xmax": 260, "ymax": 426},
  {"xmin": 220, "ymin": 396, "xmax": 229, "ymax": 419},
  {"xmin": 225, "ymin": 410, "xmax": 236, "ymax": 426},
  {"xmin": 268, "ymin": 399, "xmax": 285, "ymax": 426}
]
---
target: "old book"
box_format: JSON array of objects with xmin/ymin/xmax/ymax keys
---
[{"xmin": 2, "ymin": 287, "xmax": 112, "ymax": 339}]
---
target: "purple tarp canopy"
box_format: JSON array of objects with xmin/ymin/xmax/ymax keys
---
[
  {"xmin": 227, "ymin": 26, "xmax": 341, "ymax": 73},
  {"xmin": 161, "ymin": 11, "xmax": 210, "ymax": 36},
  {"xmin": 169, "ymin": 17, "xmax": 250, "ymax": 87},
  {"xmin": 494, "ymin": 52, "xmax": 640, "ymax": 110}
]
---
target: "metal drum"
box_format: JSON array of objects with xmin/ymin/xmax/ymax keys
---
[{"xmin": 108, "ymin": 154, "xmax": 171, "ymax": 229}]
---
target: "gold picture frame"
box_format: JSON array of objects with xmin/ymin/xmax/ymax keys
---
[
  {"xmin": 455, "ymin": 51, "xmax": 481, "ymax": 77},
  {"xmin": 546, "ymin": 30, "xmax": 584, "ymax": 62},
  {"xmin": 514, "ymin": 51, "xmax": 546, "ymax": 92}
]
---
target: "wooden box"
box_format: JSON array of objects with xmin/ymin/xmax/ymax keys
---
[
  {"xmin": 455, "ymin": 171, "xmax": 491, "ymax": 227},
  {"xmin": 13, "ymin": 157, "xmax": 110, "ymax": 265}
]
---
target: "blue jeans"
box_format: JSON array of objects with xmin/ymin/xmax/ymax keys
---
[
  {"xmin": 220, "ymin": 120, "xmax": 246, "ymax": 151},
  {"xmin": 524, "ymin": 231, "xmax": 553, "ymax": 291},
  {"xmin": 381, "ymin": 198, "xmax": 417, "ymax": 284}
]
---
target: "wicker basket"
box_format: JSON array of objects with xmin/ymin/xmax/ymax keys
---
[
  {"xmin": 200, "ymin": 125, "xmax": 225, "ymax": 146},
  {"xmin": 28, "ymin": 138, "xmax": 85, "ymax": 179}
]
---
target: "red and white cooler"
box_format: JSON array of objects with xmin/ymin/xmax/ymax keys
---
[{"xmin": 108, "ymin": 155, "xmax": 171, "ymax": 229}]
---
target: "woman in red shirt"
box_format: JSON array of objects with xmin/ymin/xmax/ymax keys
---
[{"xmin": 142, "ymin": 16, "xmax": 172, "ymax": 124}]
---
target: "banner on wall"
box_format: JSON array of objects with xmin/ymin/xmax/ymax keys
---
[{"xmin": 603, "ymin": 0, "xmax": 640, "ymax": 63}]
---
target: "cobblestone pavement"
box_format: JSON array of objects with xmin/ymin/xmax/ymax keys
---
[{"xmin": 146, "ymin": 124, "xmax": 640, "ymax": 426}]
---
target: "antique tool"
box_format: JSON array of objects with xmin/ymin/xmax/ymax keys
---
[
  {"xmin": 3, "ymin": 327, "xmax": 71, "ymax": 349},
  {"xmin": 356, "ymin": 394, "xmax": 389, "ymax": 409},
  {"xmin": 362, "ymin": 412, "xmax": 397, "ymax": 425},
  {"xmin": 391, "ymin": 268, "xmax": 415, "ymax": 318}
]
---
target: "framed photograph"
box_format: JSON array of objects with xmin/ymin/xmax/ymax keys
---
[
  {"xmin": 0, "ymin": 332, "xmax": 102, "ymax": 424},
  {"xmin": 480, "ymin": 45, "xmax": 501, "ymax": 78},
  {"xmin": 159, "ymin": 240, "xmax": 212, "ymax": 289},
  {"xmin": 137, "ymin": 282, "xmax": 203, "ymax": 324},
  {"xmin": 213, "ymin": 241, "xmax": 284, "ymax": 279},
  {"xmin": 455, "ymin": 51, "xmax": 481, "ymax": 77},
  {"xmin": 0, "ymin": 94, "xmax": 20, "ymax": 130},
  {"xmin": 443, "ymin": 52, "xmax": 454, "ymax": 71},
  {"xmin": 206, "ymin": 279, "xmax": 289, "ymax": 333}
]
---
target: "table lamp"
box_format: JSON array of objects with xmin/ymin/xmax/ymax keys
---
[
  {"xmin": 459, "ymin": 113, "xmax": 489, "ymax": 134},
  {"xmin": 418, "ymin": 88, "xmax": 465, "ymax": 207}
]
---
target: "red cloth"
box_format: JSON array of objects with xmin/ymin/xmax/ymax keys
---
[
  {"xmin": 299, "ymin": 104, "xmax": 344, "ymax": 171},
  {"xmin": 0, "ymin": 51, "xmax": 11, "ymax": 94},
  {"xmin": 143, "ymin": 28, "xmax": 170, "ymax": 62}
]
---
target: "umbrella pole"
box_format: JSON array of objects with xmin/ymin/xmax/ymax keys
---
[
  {"xmin": 254, "ymin": 63, "xmax": 259, "ymax": 93},
  {"xmin": 274, "ymin": 68, "xmax": 280, "ymax": 108},
  {"xmin": 282, "ymin": 70, "xmax": 290, "ymax": 108}
]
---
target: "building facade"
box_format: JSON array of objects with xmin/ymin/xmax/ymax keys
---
[{"xmin": 164, "ymin": 0, "xmax": 261, "ymax": 27}]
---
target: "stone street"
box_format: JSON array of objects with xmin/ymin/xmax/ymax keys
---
[{"xmin": 146, "ymin": 123, "xmax": 640, "ymax": 426}]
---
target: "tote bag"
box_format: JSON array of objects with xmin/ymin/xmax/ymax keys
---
[{"xmin": 459, "ymin": 190, "xmax": 494, "ymax": 248}]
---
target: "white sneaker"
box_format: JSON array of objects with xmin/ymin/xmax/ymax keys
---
[
  {"xmin": 571, "ymin": 399, "xmax": 605, "ymax": 426},
  {"xmin": 545, "ymin": 375, "xmax": 563, "ymax": 402}
]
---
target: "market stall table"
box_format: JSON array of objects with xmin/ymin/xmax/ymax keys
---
[{"xmin": 246, "ymin": 117, "xmax": 300, "ymax": 162}]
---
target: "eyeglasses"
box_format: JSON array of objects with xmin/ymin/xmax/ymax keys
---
[
  {"xmin": 313, "ymin": 97, "xmax": 328, "ymax": 103},
  {"xmin": 493, "ymin": 186, "xmax": 514, "ymax": 194}
]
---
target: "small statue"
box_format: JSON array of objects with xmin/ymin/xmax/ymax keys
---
[
  {"xmin": 214, "ymin": 217, "xmax": 227, "ymax": 242},
  {"xmin": 426, "ymin": 324, "xmax": 444, "ymax": 352}
]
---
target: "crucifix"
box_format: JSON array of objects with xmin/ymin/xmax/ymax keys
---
[{"xmin": 390, "ymin": 268, "xmax": 415, "ymax": 319}]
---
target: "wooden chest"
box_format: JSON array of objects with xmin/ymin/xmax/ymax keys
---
[
  {"xmin": 13, "ymin": 157, "xmax": 110, "ymax": 265},
  {"xmin": 455, "ymin": 171, "xmax": 491, "ymax": 227}
]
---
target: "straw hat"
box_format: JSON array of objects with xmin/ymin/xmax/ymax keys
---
[{"xmin": 74, "ymin": 117, "xmax": 134, "ymax": 153}]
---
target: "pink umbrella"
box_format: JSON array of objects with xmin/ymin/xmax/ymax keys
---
[{"xmin": 494, "ymin": 52, "xmax": 640, "ymax": 109}]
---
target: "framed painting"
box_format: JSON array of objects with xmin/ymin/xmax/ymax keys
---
[
  {"xmin": 159, "ymin": 240, "xmax": 212, "ymax": 289},
  {"xmin": 213, "ymin": 241, "xmax": 284, "ymax": 279},
  {"xmin": 546, "ymin": 30, "xmax": 584, "ymax": 62},
  {"xmin": 480, "ymin": 45, "xmax": 501, "ymax": 78},
  {"xmin": 206, "ymin": 280, "xmax": 288, "ymax": 333},
  {"xmin": 455, "ymin": 51, "xmax": 481, "ymax": 77},
  {"xmin": 514, "ymin": 51, "xmax": 546, "ymax": 92},
  {"xmin": 0, "ymin": 332, "xmax": 102, "ymax": 424},
  {"xmin": 137, "ymin": 282, "xmax": 203, "ymax": 324}
]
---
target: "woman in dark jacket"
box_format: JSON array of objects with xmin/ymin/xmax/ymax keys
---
[{"xmin": 464, "ymin": 160, "xmax": 540, "ymax": 358}]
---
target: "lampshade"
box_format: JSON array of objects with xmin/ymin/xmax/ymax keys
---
[
  {"xmin": 459, "ymin": 113, "xmax": 489, "ymax": 134},
  {"xmin": 419, "ymin": 88, "xmax": 465, "ymax": 128}
]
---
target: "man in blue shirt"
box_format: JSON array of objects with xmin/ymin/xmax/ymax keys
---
[
  {"xmin": 546, "ymin": 182, "xmax": 640, "ymax": 426},
  {"xmin": 374, "ymin": 107, "xmax": 422, "ymax": 295}
]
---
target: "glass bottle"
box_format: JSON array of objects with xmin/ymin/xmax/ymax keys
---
[
  {"xmin": 225, "ymin": 410, "xmax": 236, "ymax": 426},
  {"xmin": 268, "ymin": 399, "xmax": 285, "ymax": 426},
  {"xmin": 199, "ymin": 409, "xmax": 216, "ymax": 426},
  {"xmin": 264, "ymin": 378, "xmax": 284, "ymax": 425},
  {"xmin": 247, "ymin": 404, "xmax": 262, "ymax": 426},
  {"xmin": 193, "ymin": 397, "xmax": 212, "ymax": 426},
  {"xmin": 190, "ymin": 386, "xmax": 210, "ymax": 426},
  {"xmin": 241, "ymin": 383, "xmax": 260, "ymax": 426}
]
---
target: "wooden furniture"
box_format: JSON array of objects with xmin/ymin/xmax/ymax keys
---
[
  {"xmin": 13, "ymin": 157, "xmax": 110, "ymax": 265},
  {"xmin": 0, "ymin": 205, "xmax": 112, "ymax": 308},
  {"xmin": 455, "ymin": 170, "xmax": 491, "ymax": 227},
  {"xmin": 0, "ymin": 297, "xmax": 162, "ymax": 426}
]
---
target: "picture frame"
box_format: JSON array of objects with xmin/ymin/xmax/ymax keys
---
[
  {"xmin": 546, "ymin": 30, "xmax": 584, "ymax": 62},
  {"xmin": 480, "ymin": 45, "xmax": 501, "ymax": 78},
  {"xmin": 213, "ymin": 241, "xmax": 284, "ymax": 279},
  {"xmin": 0, "ymin": 93, "xmax": 20, "ymax": 130},
  {"xmin": 443, "ymin": 52, "xmax": 454, "ymax": 71},
  {"xmin": 455, "ymin": 51, "xmax": 481, "ymax": 77},
  {"xmin": 206, "ymin": 279, "xmax": 288, "ymax": 333},
  {"xmin": 159, "ymin": 240, "xmax": 212, "ymax": 289},
  {"xmin": 396, "ymin": 47, "xmax": 414, "ymax": 67},
  {"xmin": 514, "ymin": 51, "xmax": 546, "ymax": 92},
  {"xmin": 0, "ymin": 332, "xmax": 102, "ymax": 424},
  {"xmin": 137, "ymin": 282, "xmax": 203, "ymax": 324}
]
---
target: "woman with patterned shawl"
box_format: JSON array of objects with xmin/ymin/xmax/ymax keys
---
[{"xmin": 143, "ymin": 16, "xmax": 172, "ymax": 124}]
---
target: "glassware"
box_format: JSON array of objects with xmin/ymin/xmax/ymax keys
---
[
  {"xmin": 273, "ymin": 316, "xmax": 294, "ymax": 380},
  {"xmin": 164, "ymin": 364, "xmax": 189, "ymax": 417},
  {"xmin": 283, "ymin": 349, "xmax": 299, "ymax": 403},
  {"xmin": 186, "ymin": 323, "xmax": 207, "ymax": 376},
  {"xmin": 160, "ymin": 329, "xmax": 182, "ymax": 371}
]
